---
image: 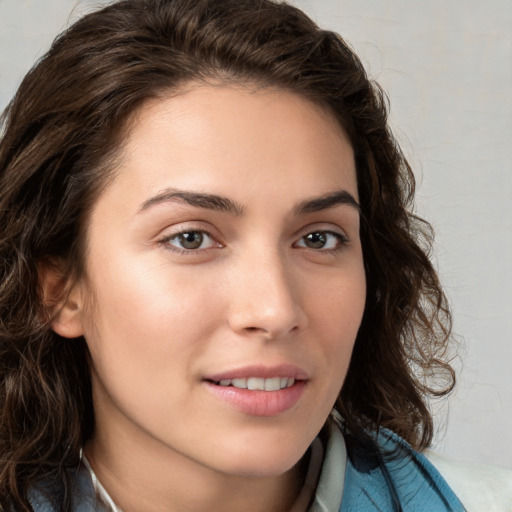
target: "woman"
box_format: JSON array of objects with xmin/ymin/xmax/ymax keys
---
[{"xmin": 0, "ymin": 0, "xmax": 509, "ymax": 511}]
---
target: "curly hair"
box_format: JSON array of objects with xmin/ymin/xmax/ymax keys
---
[{"xmin": 0, "ymin": 0, "xmax": 454, "ymax": 509}]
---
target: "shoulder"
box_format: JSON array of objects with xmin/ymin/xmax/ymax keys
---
[
  {"xmin": 28, "ymin": 464, "xmax": 108, "ymax": 511},
  {"xmin": 341, "ymin": 427, "xmax": 467, "ymax": 511},
  {"xmin": 424, "ymin": 450, "xmax": 512, "ymax": 512}
]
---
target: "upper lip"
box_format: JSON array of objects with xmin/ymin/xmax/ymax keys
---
[{"xmin": 204, "ymin": 364, "xmax": 309, "ymax": 382}]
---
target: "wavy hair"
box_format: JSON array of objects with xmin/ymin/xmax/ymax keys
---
[{"xmin": 0, "ymin": 0, "xmax": 454, "ymax": 509}]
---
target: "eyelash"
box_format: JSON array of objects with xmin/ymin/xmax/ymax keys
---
[
  {"xmin": 158, "ymin": 228, "xmax": 348, "ymax": 255},
  {"xmin": 293, "ymin": 230, "xmax": 348, "ymax": 252},
  {"xmin": 158, "ymin": 229, "xmax": 220, "ymax": 255}
]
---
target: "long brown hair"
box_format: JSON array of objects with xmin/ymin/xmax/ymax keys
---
[{"xmin": 0, "ymin": 0, "xmax": 454, "ymax": 509}]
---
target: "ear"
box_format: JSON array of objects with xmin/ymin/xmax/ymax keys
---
[{"xmin": 39, "ymin": 260, "xmax": 85, "ymax": 339}]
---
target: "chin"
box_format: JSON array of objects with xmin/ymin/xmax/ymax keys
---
[
  {"xmin": 207, "ymin": 432, "xmax": 311, "ymax": 478},
  {"xmin": 221, "ymin": 456, "xmax": 303, "ymax": 479}
]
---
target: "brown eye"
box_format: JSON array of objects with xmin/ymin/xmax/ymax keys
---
[
  {"xmin": 303, "ymin": 232, "xmax": 327, "ymax": 249},
  {"xmin": 295, "ymin": 231, "xmax": 346, "ymax": 251},
  {"xmin": 163, "ymin": 230, "xmax": 219, "ymax": 252},
  {"xmin": 178, "ymin": 232, "xmax": 204, "ymax": 250}
]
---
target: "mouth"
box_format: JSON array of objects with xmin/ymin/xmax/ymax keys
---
[
  {"xmin": 203, "ymin": 365, "xmax": 308, "ymax": 416},
  {"xmin": 209, "ymin": 377, "xmax": 296, "ymax": 391}
]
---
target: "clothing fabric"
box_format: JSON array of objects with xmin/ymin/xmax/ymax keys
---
[
  {"xmin": 306, "ymin": 420, "xmax": 465, "ymax": 511},
  {"xmin": 29, "ymin": 421, "xmax": 503, "ymax": 511}
]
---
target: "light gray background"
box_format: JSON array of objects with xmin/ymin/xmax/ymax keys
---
[{"xmin": 1, "ymin": 0, "xmax": 510, "ymax": 469}]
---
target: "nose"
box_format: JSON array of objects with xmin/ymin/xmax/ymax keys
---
[{"xmin": 227, "ymin": 249, "xmax": 308, "ymax": 339}]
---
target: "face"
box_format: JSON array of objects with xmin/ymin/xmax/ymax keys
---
[{"xmin": 64, "ymin": 85, "xmax": 366, "ymax": 478}]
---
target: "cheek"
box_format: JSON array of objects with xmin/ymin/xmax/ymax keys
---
[
  {"xmin": 307, "ymin": 261, "xmax": 366, "ymax": 371},
  {"xmin": 80, "ymin": 263, "xmax": 222, "ymax": 428},
  {"xmin": 80, "ymin": 253, "xmax": 224, "ymax": 378},
  {"xmin": 307, "ymin": 261, "xmax": 366, "ymax": 330}
]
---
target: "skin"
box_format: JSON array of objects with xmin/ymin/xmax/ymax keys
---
[{"xmin": 53, "ymin": 85, "xmax": 366, "ymax": 512}]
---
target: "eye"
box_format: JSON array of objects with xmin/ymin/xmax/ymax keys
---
[
  {"xmin": 294, "ymin": 231, "xmax": 346, "ymax": 251},
  {"xmin": 162, "ymin": 230, "xmax": 219, "ymax": 252}
]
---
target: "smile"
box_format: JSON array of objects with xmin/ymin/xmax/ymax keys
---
[
  {"xmin": 204, "ymin": 378, "xmax": 306, "ymax": 416},
  {"xmin": 216, "ymin": 377, "xmax": 295, "ymax": 391}
]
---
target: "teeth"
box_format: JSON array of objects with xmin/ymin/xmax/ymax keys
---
[
  {"xmin": 232, "ymin": 378, "xmax": 248, "ymax": 389},
  {"xmin": 247, "ymin": 377, "xmax": 265, "ymax": 390},
  {"xmin": 216, "ymin": 377, "xmax": 295, "ymax": 391},
  {"xmin": 264, "ymin": 377, "xmax": 281, "ymax": 391}
]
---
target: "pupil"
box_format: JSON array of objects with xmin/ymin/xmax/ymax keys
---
[
  {"xmin": 179, "ymin": 232, "xmax": 203, "ymax": 249},
  {"xmin": 306, "ymin": 232, "xmax": 326, "ymax": 248}
]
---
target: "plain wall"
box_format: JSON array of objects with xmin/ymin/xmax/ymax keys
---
[{"xmin": 0, "ymin": 0, "xmax": 510, "ymax": 469}]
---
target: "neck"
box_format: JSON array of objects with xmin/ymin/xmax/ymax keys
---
[{"xmin": 84, "ymin": 414, "xmax": 308, "ymax": 512}]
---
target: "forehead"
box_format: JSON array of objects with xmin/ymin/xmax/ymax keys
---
[{"xmin": 98, "ymin": 84, "xmax": 357, "ymax": 216}]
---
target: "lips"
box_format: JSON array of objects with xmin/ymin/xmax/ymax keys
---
[
  {"xmin": 203, "ymin": 364, "xmax": 308, "ymax": 416},
  {"xmin": 216, "ymin": 377, "xmax": 295, "ymax": 391},
  {"xmin": 205, "ymin": 363, "xmax": 309, "ymax": 383}
]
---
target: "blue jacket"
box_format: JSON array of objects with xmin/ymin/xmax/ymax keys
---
[{"xmin": 340, "ymin": 429, "xmax": 465, "ymax": 511}]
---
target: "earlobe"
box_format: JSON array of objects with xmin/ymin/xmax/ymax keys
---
[
  {"xmin": 51, "ymin": 292, "xmax": 85, "ymax": 339},
  {"xmin": 39, "ymin": 261, "xmax": 85, "ymax": 339}
]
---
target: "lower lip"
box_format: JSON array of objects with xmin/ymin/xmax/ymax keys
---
[{"xmin": 204, "ymin": 380, "xmax": 307, "ymax": 416}]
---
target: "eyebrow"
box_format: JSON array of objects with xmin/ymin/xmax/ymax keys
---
[
  {"xmin": 138, "ymin": 188, "xmax": 245, "ymax": 215},
  {"xmin": 137, "ymin": 187, "xmax": 360, "ymax": 216},
  {"xmin": 293, "ymin": 190, "xmax": 361, "ymax": 216}
]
